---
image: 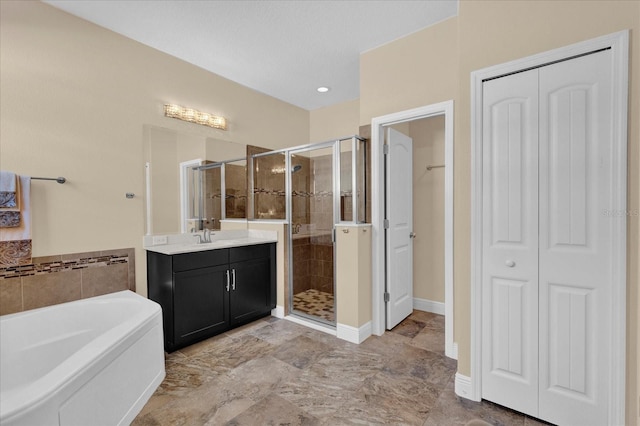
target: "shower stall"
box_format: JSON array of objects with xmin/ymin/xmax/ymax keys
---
[{"xmin": 250, "ymin": 136, "xmax": 367, "ymax": 326}]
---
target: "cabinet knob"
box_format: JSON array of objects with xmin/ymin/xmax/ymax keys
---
[{"xmin": 505, "ymin": 260, "xmax": 516, "ymax": 267}]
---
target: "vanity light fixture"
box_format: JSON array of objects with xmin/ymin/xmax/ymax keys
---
[{"xmin": 164, "ymin": 104, "xmax": 227, "ymax": 130}]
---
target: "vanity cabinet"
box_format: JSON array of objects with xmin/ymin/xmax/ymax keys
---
[{"xmin": 147, "ymin": 243, "xmax": 276, "ymax": 352}]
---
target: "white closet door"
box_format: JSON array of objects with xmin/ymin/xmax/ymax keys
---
[
  {"xmin": 538, "ymin": 49, "xmax": 613, "ymax": 426},
  {"xmin": 481, "ymin": 69, "xmax": 539, "ymax": 417}
]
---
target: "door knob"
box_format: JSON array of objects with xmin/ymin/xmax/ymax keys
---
[
  {"xmin": 410, "ymin": 232, "xmax": 416, "ymax": 239},
  {"xmin": 505, "ymin": 260, "xmax": 516, "ymax": 267}
]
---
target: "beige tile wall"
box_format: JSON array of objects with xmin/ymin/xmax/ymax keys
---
[
  {"xmin": 252, "ymin": 153, "xmax": 287, "ymax": 220},
  {"xmin": 310, "ymin": 238, "xmax": 334, "ymax": 295},
  {"xmin": 0, "ymin": 248, "xmax": 135, "ymax": 316}
]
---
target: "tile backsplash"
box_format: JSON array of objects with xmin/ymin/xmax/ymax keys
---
[{"xmin": 0, "ymin": 248, "xmax": 135, "ymax": 316}]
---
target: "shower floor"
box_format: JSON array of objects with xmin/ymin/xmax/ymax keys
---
[{"xmin": 292, "ymin": 289, "xmax": 335, "ymax": 323}]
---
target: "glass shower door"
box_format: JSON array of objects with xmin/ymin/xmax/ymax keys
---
[{"xmin": 289, "ymin": 144, "xmax": 336, "ymax": 325}]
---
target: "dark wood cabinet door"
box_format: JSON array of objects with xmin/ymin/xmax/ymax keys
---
[
  {"xmin": 173, "ymin": 264, "xmax": 229, "ymax": 346},
  {"xmin": 229, "ymin": 257, "xmax": 271, "ymax": 326}
]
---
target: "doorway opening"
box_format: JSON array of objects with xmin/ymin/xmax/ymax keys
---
[
  {"xmin": 289, "ymin": 142, "xmax": 337, "ymax": 326},
  {"xmin": 371, "ymin": 100, "xmax": 455, "ymax": 359}
]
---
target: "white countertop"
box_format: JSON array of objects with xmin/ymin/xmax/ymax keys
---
[{"xmin": 143, "ymin": 230, "xmax": 277, "ymax": 255}]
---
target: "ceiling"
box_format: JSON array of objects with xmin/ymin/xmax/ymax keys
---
[{"xmin": 43, "ymin": 0, "xmax": 458, "ymax": 111}]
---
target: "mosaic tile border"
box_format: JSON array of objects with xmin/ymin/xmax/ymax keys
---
[{"xmin": 0, "ymin": 251, "xmax": 129, "ymax": 280}]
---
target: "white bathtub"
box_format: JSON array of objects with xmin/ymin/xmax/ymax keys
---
[{"xmin": 0, "ymin": 290, "xmax": 165, "ymax": 426}]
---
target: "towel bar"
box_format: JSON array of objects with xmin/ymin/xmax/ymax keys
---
[{"xmin": 31, "ymin": 176, "xmax": 66, "ymax": 184}]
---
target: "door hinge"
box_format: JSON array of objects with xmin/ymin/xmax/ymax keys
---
[
  {"xmin": 383, "ymin": 219, "xmax": 389, "ymax": 229},
  {"xmin": 383, "ymin": 144, "xmax": 389, "ymax": 155},
  {"xmin": 384, "ymin": 292, "xmax": 390, "ymax": 303}
]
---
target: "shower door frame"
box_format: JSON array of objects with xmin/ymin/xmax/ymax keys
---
[{"xmin": 287, "ymin": 140, "xmax": 340, "ymax": 326}]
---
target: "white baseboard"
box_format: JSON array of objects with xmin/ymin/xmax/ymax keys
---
[
  {"xmin": 336, "ymin": 321, "xmax": 372, "ymax": 344},
  {"xmin": 271, "ymin": 305, "xmax": 284, "ymax": 319},
  {"xmin": 413, "ymin": 297, "xmax": 445, "ymax": 315},
  {"xmin": 446, "ymin": 342, "xmax": 458, "ymax": 360},
  {"xmin": 455, "ymin": 372, "xmax": 478, "ymax": 401}
]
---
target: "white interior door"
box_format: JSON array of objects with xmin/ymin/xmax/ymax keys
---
[
  {"xmin": 385, "ymin": 127, "xmax": 414, "ymax": 329},
  {"xmin": 481, "ymin": 69, "xmax": 540, "ymax": 416},
  {"xmin": 537, "ymin": 49, "xmax": 613, "ymax": 426},
  {"xmin": 481, "ymin": 49, "xmax": 617, "ymax": 425}
]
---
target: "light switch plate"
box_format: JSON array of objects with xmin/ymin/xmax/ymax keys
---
[{"xmin": 152, "ymin": 235, "xmax": 168, "ymax": 245}]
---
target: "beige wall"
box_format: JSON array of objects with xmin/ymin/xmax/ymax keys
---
[
  {"xmin": 0, "ymin": 1, "xmax": 309, "ymax": 297},
  {"xmin": 336, "ymin": 224, "xmax": 372, "ymax": 328},
  {"xmin": 360, "ymin": 16, "xmax": 459, "ymax": 124},
  {"xmin": 410, "ymin": 116, "xmax": 446, "ymax": 303},
  {"xmin": 360, "ymin": 1, "xmax": 639, "ymax": 423},
  {"xmin": 309, "ymin": 99, "xmax": 360, "ymax": 143}
]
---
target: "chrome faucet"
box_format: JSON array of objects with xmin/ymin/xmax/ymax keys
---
[{"xmin": 192, "ymin": 229, "xmax": 212, "ymax": 244}]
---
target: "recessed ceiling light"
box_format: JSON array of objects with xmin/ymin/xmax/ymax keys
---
[{"xmin": 317, "ymin": 86, "xmax": 330, "ymax": 93}]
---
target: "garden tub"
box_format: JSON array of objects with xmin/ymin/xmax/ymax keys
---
[{"xmin": 0, "ymin": 290, "xmax": 165, "ymax": 425}]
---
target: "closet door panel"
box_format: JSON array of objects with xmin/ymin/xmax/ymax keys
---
[
  {"xmin": 538, "ymin": 49, "xmax": 613, "ymax": 426},
  {"xmin": 481, "ymin": 69, "xmax": 539, "ymax": 417}
]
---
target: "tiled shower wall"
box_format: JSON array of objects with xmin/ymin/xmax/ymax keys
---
[
  {"xmin": 292, "ymin": 236, "xmax": 311, "ymax": 294},
  {"xmin": 203, "ymin": 164, "xmax": 222, "ymax": 230},
  {"xmin": 310, "ymin": 235, "xmax": 333, "ymax": 294},
  {"xmin": 291, "ymin": 156, "xmax": 311, "ymax": 225},
  {"xmin": 225, "ymin": 163, "xmax": 247, "ymax": 219},
  {"xmin": 250, "ymin": 146, "xmax": 286, "ymax": 220},
  {"xmin": 292, "ymin": 235, "xmax": 334, "ymax": 296},
  {"xmin": 310, "ymin": 155, "xmax": 333, "ymax": 232},
  {"xmin": 0, "ymin": 248, "xmax": 135, "ymax": 316}
]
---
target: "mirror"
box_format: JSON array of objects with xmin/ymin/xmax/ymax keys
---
[{"xmin": 143, "ymin": 124, "xmax": 247, "ymax": 234}]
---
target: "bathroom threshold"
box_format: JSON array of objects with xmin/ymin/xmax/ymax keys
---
[{"xmin": 284, "ymin": 313, "xmax": 336, "ymax": 336}]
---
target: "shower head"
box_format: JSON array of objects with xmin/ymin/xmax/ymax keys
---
[{"xmin": 291, "ymin": 164, "xmax": 302, "ymax": 173}]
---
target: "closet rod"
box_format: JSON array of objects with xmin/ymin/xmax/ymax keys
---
[
  {"xmin": 31, "ymin": 176, "xmax": 66, "ymax": 184},
  {"xmin": 426, "ymin": 165, "xmax": 445, "ymax": 171}
]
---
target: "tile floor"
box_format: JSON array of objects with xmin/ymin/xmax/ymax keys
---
[
  {"xmin": 292, "ymin": 288, "xmax": 335, "ymax": 322},
  {"xmin": 133, "ymin": 310, "xmax": 552, "ymax": 425}
]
